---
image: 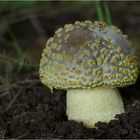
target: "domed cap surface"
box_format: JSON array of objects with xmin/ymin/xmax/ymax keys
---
[{"xmin": 39, "ymin": 21, "xmax": 138, "ymax": 90}]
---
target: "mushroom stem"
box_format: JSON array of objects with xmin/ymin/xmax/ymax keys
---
[{"xmin": 66, "ymin": 87, "xmax": 124, "ymax": 128}]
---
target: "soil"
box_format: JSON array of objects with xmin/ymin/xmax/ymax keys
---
[{"xmin": 0, "ymin": 71, "xmax": 140, "ymax": 139}]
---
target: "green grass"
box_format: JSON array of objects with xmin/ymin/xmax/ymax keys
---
[
  {"xmin": 0, "ymin": 24, "xmax": 39, "ymax": 74},
  {"xmin": 94, "ymin": 1, "xmax": 104, "ymax": 22},
  {"xmin": 0, "ymin": 25, "xmax": 23, "ymax": 56},
  {"xmin": 94, "ymin": 1, "xmax": 112, "ymax": 25},
  {"xmin": 103, "ymin": 2, "xmax": 112, "ymax": 25},
  {"xmin": 7, "ymin": 26, "xmax": 23, "ymax": 56}
]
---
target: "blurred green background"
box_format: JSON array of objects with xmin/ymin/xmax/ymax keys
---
[{"xmin": 0, "ymin": 1, "xmax": 140, "ymax": 85}]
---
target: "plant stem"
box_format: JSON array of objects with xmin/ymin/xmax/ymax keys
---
[
  {"xmin": 7, "ymin": 26, "xmax": 23, "ymax": 56},
  {"xmin": 0, "ymin": 54, "xmax": 39, "ymax": 68},
  {"xmin": 94, "ymin": 1, "xmax": 104, "ymax": 22},
  {"xmin": 103, "ymin": 2, "xmax": 112, "ymax": 25}
]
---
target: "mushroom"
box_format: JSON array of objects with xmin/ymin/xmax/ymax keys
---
[{"xmin": 39, "ymin": 21, "xmax": 138, "ymax": 128}]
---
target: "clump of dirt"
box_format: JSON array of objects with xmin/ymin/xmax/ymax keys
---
[{"xmin": 0, "ymin": 76, "xmax": 140, "ymax": 139}]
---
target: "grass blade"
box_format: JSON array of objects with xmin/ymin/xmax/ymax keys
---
[
  {"xmin": 103, "ymin": 2, "xmax": 112, "ymax": 25},
  {"xmin": 7, "ymin": 26, "xmax": 23, "ymax": 56},
  {"xmin": 94, "ymin": 0, "xmax": 104, "ymax": 22}
]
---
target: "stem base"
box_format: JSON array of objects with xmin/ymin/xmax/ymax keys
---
[{"xmin": 66, "ymin": 87, "xmax": 124, "ymax": 128}]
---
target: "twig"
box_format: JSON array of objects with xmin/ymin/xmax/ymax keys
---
[
  {"xmin": 0, "ymin": 79, "xmax": 40, "ymax": 95},
  {"xmin": 0, "ymin": 91, "xmax": 10, "ymax": 98},
  {"xmin": 0, "ymin": 54, "xmax": 39, "ymax": 68},
  {"xmin": 0, "ymin": 128, "xmax": 5, "ymax": 139},
  {"xmin": 16, "ymin": 133, "xmax": 29, "ymax": 139},
  {"xmin": 29, "ymin": 14, "xmax": 46, "ymax": 37},
  {"xmin": 5, "ymin": 87, "xmax": 22, "ymax": 112},
  {"xmin": 0, "ymin": 4, "xmax": 83, "ymax": 27}
]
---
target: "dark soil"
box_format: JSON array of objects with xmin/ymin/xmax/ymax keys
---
[{"xmin": 0, "ymin": 73, "xmax": 140, "ymax": 139}]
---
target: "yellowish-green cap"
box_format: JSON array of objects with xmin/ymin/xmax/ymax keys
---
[{"xmin": 39, "ymin": 21, "xmax": 138, "ymax": 90}]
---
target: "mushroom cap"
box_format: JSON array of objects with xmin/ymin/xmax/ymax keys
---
[{"xmin": 39, "ymin": 21, "xmax": 138, "ymax": 90}]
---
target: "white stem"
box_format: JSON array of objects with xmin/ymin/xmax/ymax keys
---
[{"xmin": 66, "ymin": 87, "xmax": 124, "ymax": 128}]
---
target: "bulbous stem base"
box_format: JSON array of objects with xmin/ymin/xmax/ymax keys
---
[{"xmin": 66, "ymin": 87, "xmax": 124, "ymax": 128}]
